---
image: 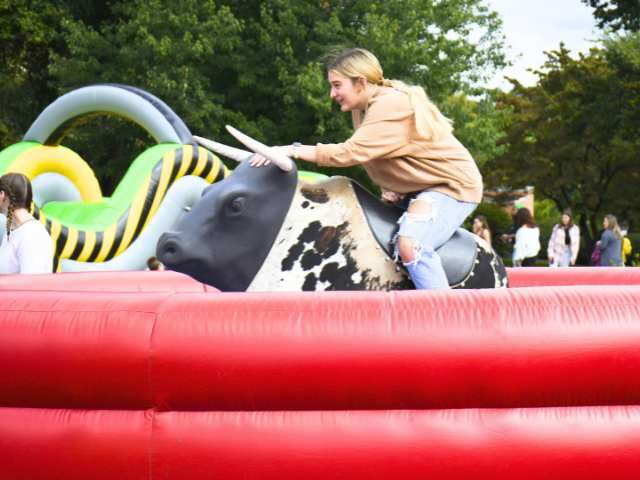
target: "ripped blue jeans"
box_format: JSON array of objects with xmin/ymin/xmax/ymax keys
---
[{"xmin": 395, "ymin": 191, "xmax": 477, "ymax": 290}]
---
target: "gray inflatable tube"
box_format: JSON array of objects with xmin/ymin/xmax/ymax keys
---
[
  {"xmin": 24, "ymin": 84, "xmax": 192, "ymax": 145},
  {"xmin": 60, "ymin": 175, "xmax": 209, "ymax": 272},
  {"xmin": 31, "ymin": 173, "xmax": 83, "ymax": 206}
]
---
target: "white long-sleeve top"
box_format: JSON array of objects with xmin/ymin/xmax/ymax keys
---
[
  {"xmin": 513, "ymin": 225, "xmax": 541, "ymax": 262},
  {"xmin": 0, "ymin": 220, "xmax": 53, "ymax": 274}
]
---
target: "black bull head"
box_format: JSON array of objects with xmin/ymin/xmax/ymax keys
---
[{"xmin": 157, "ymin": 128, "xmax": 508, "ymax": 291}]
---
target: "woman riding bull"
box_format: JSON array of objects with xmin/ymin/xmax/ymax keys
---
[{"xmin": 252, "ymin": 48, "xmax": 482, "ymax": 290}]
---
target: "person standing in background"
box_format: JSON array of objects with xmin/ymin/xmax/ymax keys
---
[
  {"xmin": 147, "ymin": 256, "xmax": 165, "ymax": 271},
  {"xmin": 472, "ymin": 215, "xmax": 492, "ymax": 246},
  {"xmin": 547, "ymin": 209, "xmax": 580, "ymax": 267},
  {"xmin": 597, "ymin": 214, "xmax": 623, "ymax": 267},
  {"xmin": 512, "ymin": 207, "xmax": 540, "ymax": 267}
]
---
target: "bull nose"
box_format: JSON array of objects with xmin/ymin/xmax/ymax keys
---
[{"xmin": 157, "ymin": 232, "xmax": 183, "ymax": 264}]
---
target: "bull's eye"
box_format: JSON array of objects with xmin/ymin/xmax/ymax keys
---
[{"xmin": 226, "ymin": 195, "xmax": 246, "ymax": 215}]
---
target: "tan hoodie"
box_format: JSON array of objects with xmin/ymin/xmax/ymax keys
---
[{"xmin": 315, "ymin": 88, "xmax": 483, "ymax": 203}]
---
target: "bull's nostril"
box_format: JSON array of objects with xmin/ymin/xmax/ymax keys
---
[{"xmin": 157, "ymin": 234, "xmax": 181, "ymax": 262}]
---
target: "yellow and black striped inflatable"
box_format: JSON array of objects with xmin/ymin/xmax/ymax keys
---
[{"xmin": 33, "ymin": 144, "xmax": 228, "ymax": 271}]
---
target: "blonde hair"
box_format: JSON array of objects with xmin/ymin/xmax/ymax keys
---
[
  {"xmin": 604, "ymin": 214, "xmax": 623, "ymax": 240},
  {"xmin": 325, "ymin": 48, "xmax": 453, "ymax": 142}
]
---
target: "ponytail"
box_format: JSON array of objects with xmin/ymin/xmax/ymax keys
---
[
  {"xmin": 380, "ymin": 79, "xmax": 453, "ymax": 142},
  {"xmin": 1, "ymin": 183, "xmax": 15, "ymax": 238}
]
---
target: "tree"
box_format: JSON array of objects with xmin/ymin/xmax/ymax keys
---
[
  {"xmin": 582, "ymin": 0, "xmax": 640, "ymax": 31},
  {"xmin": 39, "ymin": 0, "xmax": 507, "ymax": 193},
  {"xmin": 45, "ymin": 0, "xmax": 244, "ymax": 192},
  {"xmin": 0, "ymin": 0, "xmax": 66, "ymax": 147},
  {"xmin": 441, "ymin": 91, "xmax": 510, "ymax": 168},
  {"xmin": 485, "ymin": 37, "xmax": 640, "ymax": 260}
]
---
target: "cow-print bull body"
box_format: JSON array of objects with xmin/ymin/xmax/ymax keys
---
[
  {"xmin": 248, "ymin": 177, "xmax": 507, "ymax": 291},
  {"xmin": 248, "ymin": 178, "xmax": 414, "ymax": 291}
]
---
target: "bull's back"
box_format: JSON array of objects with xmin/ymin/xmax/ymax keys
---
[{"xmin": 247, "ymin": 177, "xmax": 413, "ymax": 291}]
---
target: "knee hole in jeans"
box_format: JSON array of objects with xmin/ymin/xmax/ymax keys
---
[
  {"xmin": 396, "ymin": 211, "xmax": 436, "ymax": 265},
  {"xmin": 398, "ymin": 235, "xmax": 417, "ymax": 264}
]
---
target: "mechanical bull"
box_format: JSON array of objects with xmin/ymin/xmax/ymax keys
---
[{"xmin": 156, "ymin": 126, "xmax": 508, "ymax": 291}]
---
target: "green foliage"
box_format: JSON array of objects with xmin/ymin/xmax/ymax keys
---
[
  {"xmin": 534, "ymin": 199, "xmax": 560, "ymax": 262},
  {"xmin": 582, "ymin": 0, "xmax": 640, "ymax": 31},
  {"xmin": 47, "ymin": 0, "xmax": 244, "ymax": 192},
  {"xmin": 0, "ymin": 0, "xmax": 507, "ymax": 194},
  {"xmin": 0, "ymin": 0, "xmax": 65, "ymax": 146},
  {"xmin": 485, "ymin": 36, "xmax": 640, "ymax": 256},
  {"xmin": 442, "ymin": 91, "xmax": 511, "ymax": 169}
]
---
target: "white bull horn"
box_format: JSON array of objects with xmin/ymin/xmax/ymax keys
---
[
  {"xmin": 193, "ymin": 135, "xmax": 252, "ymax": 163},
  {"xmin": 226, "ymin": 125, "xmax": 294, "ymax": 172}
]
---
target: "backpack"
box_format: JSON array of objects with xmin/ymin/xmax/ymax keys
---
[
  {"xmin": 591, "ymin": 244, "xmax": 601, "ymax": 266},
  {"xmin": 622, "ymin": 236, "xmax": 633, "ymax": 266}
]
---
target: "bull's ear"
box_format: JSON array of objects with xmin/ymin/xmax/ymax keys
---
[
  {"xmin": 226, "ymin": 125, "xmax": 294, "ymax": 172},
  {"xmin": 194, "ymin": 135, "xmax": 252, "ymax": 163}
]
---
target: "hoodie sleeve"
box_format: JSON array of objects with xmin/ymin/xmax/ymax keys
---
[{"xmin": 315, "ymin": 94, "xmax": 412, "ymax": 167}]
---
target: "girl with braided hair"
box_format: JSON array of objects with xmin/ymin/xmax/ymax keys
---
[
  {"xmin": 251, "ymin": 48, "xmax": 482, "ymax": 289},
  {"xmin": 0, "ymin": 173, "xmax": 53, "ymax": 274}
]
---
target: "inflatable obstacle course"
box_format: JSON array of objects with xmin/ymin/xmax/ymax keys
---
[
  {"xmin": 0, "ymin": 141, "xmax": 227, "ymax": 270},
  {"xmin": 41, "ymin": 144, "xmax": 226, "ymax": 271},
  {"xmin": 0, "ymin": 84, "xmax": 231, "ymax": 271}
]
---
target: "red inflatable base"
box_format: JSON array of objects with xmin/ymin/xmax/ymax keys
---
[
  {"xmin": 1, "ymin": 267, "xmax": 639, "ymax": 293},
  {"xmin": 2, "ymin": 286, "xmax": 640, "ymax": 410},
  {"xmin": 2, "ymin": 270, "xmax": 640, "ymax": 477},
  {"xmin": 1, "ymin": 407, "xmax": 639, "ymax": 479},
  {"xmin": 507, "ymin": 266, "xmax": 640, "ymax": 287}
]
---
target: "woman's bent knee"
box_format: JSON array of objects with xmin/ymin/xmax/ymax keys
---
[
  {"xmin": 398, "ymin": 236, "xmax": 416, "ymax": 264},
  {"xmin": 396, "ymin": 209, "xmax": 436, "ymax": 265}
]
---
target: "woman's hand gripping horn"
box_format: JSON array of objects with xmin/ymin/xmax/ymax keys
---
[{"xmin": 225, "ymin": 125, "xmax": 294, "ymax": 172}]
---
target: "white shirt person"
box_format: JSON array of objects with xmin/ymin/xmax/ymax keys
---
[{"xmin": 0, "ymin": 219, "xmax": 53, "ymax": 274}]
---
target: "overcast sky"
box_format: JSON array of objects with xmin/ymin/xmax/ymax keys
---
[{"xmin": 486, "ymin": 0, "xmax": 600, "ymax": 89}]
